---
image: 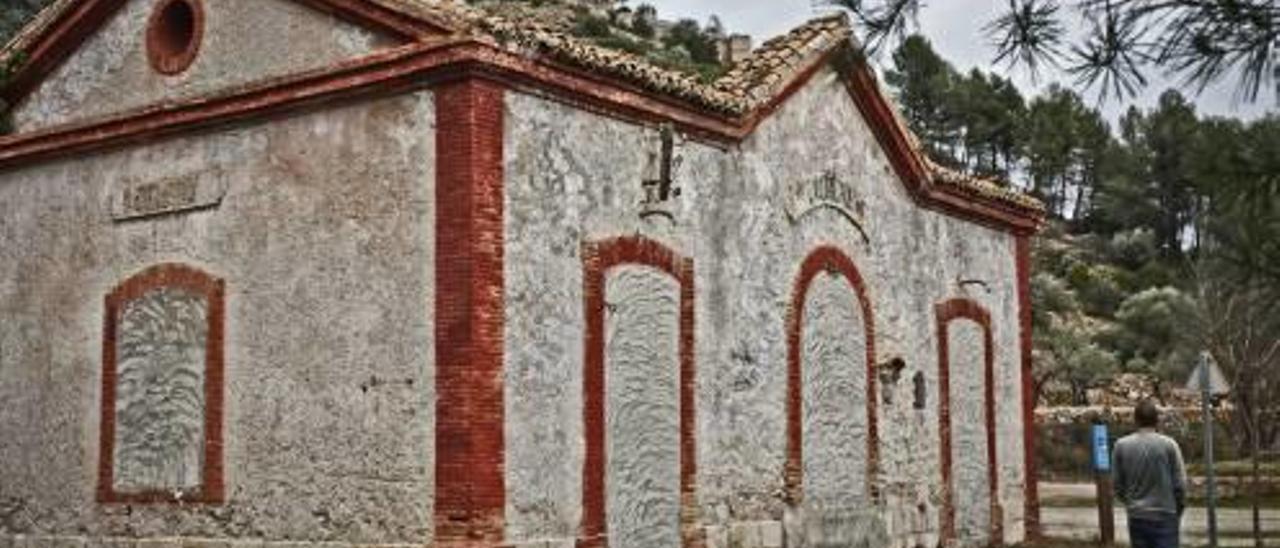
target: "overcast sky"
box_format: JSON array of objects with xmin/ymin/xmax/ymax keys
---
[{"xmin": 646, "ymin": 0, "xmax": 1276, "ymax": 125}]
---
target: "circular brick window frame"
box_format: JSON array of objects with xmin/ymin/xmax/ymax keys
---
[{"xmin": 146, "ymin": 0, "xmax": 204, "ymax": 75}]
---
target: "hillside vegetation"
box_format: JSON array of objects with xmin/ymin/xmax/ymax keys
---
[{"xmin": 883, "ymin": 35, "xmax": 1279, "ymax": 455}]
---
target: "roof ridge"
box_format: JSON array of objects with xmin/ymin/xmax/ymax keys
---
[
  {"xmin": 0, "ymin": 0, "xmax": 1043, "ymax": 217},
  {"xmin": 713, "ymin": 12, "xmax": 852, "ymax": 106},
  {"xmin": 466, "ymin": 7, "xmax": 749, "ymax": 113},
  {"xmin": 0, "ymin": 0, "xmax": 76, "ymax": 62}
]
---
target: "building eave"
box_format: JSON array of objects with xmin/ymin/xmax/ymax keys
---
[{"xmin": 0, "ymin": 1, "xmax": 1043, "ymax": 234}]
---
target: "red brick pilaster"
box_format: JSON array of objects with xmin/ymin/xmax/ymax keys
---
[
  {"xmin": 784, "ymin": 246, "xmax": 878, "ymax": 505},
  {"xmin": 579, "ymin": 236, "xmax": 699, "ymax": 548},
  {"xmin": 936, "ymin": 298, "xmax": 999, "ymax": 544},
  {"xmin": 1015, "ymin": 235, "xmax": 1041, "ymax": 539},
  {"xmin": 434, "ymin": 77, "xmax": 507, "ymax": 546},
  {"xmin": 99, "ymin": 263, "xmax": 226, "ymax": 505}
]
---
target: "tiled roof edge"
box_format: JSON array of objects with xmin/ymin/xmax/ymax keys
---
[
  {"xmin": 0, "ymin": 0, "xmax": 76, "ymax": 63},
  {"xmin": 0, "ymin": 0, "xmax": 1044, "ymax": 216}
]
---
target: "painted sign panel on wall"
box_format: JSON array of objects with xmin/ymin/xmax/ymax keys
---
[
  {"xmin": 111, "ymin": 171, "xmax": 227, "ymax": 221},
  {"xmin": 784, "ymin": 171, "xmax": 869, "ymax": 244}
]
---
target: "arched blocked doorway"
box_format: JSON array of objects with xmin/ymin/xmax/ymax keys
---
[
  {"xmin": 99, "ymin": 263, "xmax": 226, "ymax": 504},
  {"xmin": 580, "ymin": 236, "xmax": 698, "ymax": 548},
  {"xmin": 785, "ymin": 246, "xmax": 879, "ymax": 507},
  {"xmin": 936, "ymin": 298, "xmax": 1001, "ymax": 546}
]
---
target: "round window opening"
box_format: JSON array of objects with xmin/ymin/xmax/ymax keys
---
[{"xmin": 147, "ymin": 0, "xmax": 203, "ymax": 75}]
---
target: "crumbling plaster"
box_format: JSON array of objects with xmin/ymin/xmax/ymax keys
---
[
  {"xmin": 0, "ymin": 92, "xmax": 435, "ymax": 544},
  {"xmin": 11, "ymin": 0, "xmax": 397, "ymax": 133},
  {"xmin": 502, "ymin": 65, "xmax": 1027, "ymax": 548}
]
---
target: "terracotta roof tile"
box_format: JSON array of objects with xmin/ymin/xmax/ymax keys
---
[
  {"xmin": 0, "ymin": 0, "xmax": 76, "ymax": 62},
  {"xmin": 0, "ymin": 0, "xmax": 1043, "ymax": 215}
]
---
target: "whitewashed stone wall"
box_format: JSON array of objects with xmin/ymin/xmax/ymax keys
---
[
  {"xmin": 12, "ymin": 0, "xmax": 395, "ymax": 132},
  {"xmin": 0, "ymin": 55, "xmax": 1028, "ymax": 548},
  {"xmin": 503, "ymin": 65, "xmax": 1027, "ymax": 548},
  {"xmin": 948, "ymin": 319, "xmax": 993, "ymax": 546},
  {"xmin": 0, "ymin": 92, "xmax": 436, "ymax": 544},
  {"xmin": 801, "ymin": 274, "xmax": 870, "ymax": 508},
  {"xmin": 112, "ymin": 287, "xmax": 210, "ymax": 493},
  {"xmin": 604, "ymin": 266, "xmax": 683, "ymax": 548},
  {"xmin": 501, "ymin": 89, "xmax": 722, "ymax": 543}
]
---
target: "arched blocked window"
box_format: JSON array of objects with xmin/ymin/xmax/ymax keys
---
[
  {"xmin": 936, "ymin": 298, "xmax": 1000, "ymax": 545},
  {"xmin": 785, "ymin": 246, "xmax": 879, "ymax": 506},
  {"xmin": 98, "ymin": 263, "xmax": 225, "ymax": 504},
  {"xmin": 580, "ymin": 236, "xmax": 697, "ymax": 548}
]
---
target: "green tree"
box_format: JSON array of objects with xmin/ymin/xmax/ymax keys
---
[
  {"xmin": 1106, "ymin": 286, "xmax": 1200, "ymax": 394},
  {"xmin": 630, "ymin": 5, "xmax": 656, "ymax": 39},
  {"xmin": 1193, "ymin": 115, "xmax": 1280, "ymax": 292},
  {"xmin": 951, "ymin": 69, "xmax": 1026, "ymax": 178},
  {"xmin": 832, "ymin": 0, "xmax": 1279, "ymax": 103},
  {"xmin": 1023, "ymin": 85, "xmax": 1110, "ymax": 217},
  {"xmin": 662, "ymin": 19, "xmax": 719, "ymax": 66},
  {"xmin": 884, "ymin": 35, "xmax": 959, "ymax": 164},
  {"xmin": 990, "ymin": 0, "xmax": 1280, "ymax": 103},
  {"xmin": 1143, "ymin": 91, "xmax": 1200, "ymax": 258},
  {"xmin": 1031, "ymin": 270, "xmax": 1120, "ymax": 404}
]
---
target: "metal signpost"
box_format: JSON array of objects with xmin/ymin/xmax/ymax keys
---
[
  {"xmin": 1093, "ymin": 420, "xmax": 1115, "ymax": 546},
  {"xmin": 1200, "ymin": 351, "xmax": 1220, "ymax": 548}
]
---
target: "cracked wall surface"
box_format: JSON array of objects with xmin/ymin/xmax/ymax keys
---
[
  {"xmin": 801, "ymin": 273, "xmax": 870, "ymax": 509},
  {"xmin": 12, "ymin": 0, "xmax": 397, "ymax": 133},
  {"xmin": 1, "ymin": 53, "xmax": 1028, "ymax": 548},
  {"xmin": 504, "ymin": 65, "xmax": 1027, "ymax": 548},
  {"xmin": 948, "ymin": 318, "xmax": 993, "ymax": 546},
  {"xmin": 604, "ymin": 266, "xmax": 683, "ymax": 548},
  {"xmin": 112, "ymin": 287, "xmax": 210, "ymax": 494},
  {"xmin": 0, "ymin": 92, "xmax": 435, "ymax": 544}
]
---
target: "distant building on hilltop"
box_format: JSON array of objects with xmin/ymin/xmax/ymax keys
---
[{"xmin": 719, "ymin": 33, "xmax": 754, "ymax": 65}]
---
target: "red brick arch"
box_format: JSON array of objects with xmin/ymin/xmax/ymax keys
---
[
  {"xmin": 579, "ymin": 235, "xmax": 699, "ymax": 548},
  {"xmin": 98, "ymin": 262, "xmax": 226, "ymax": 504},
  {"xmin": 784, "ymin": 245, "xmax": 879, "ymax": 504},
  {"xmin": 935, "ymin": 297, "xmax": 1001, "ymax": 544}
]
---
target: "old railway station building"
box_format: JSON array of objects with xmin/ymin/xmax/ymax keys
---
[{"xmin": 0, "ymin": 1, "xmax": 1045, "ymax": 547}]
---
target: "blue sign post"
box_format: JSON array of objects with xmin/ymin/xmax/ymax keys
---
[
  {"xmin": 1093, "ymin": 420, "xmax": 1115, "ymax": 545},
  {"xmin": 1093, "ymin": 423, "xmax": 1110, "ymax": 472}
]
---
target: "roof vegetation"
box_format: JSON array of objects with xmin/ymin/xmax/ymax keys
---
[{"xmin": 470, "ymin": 0, "xmax": 730, "ymax": 82}]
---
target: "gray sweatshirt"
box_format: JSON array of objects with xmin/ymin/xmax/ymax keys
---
[{"xmin": 1112, "ymin": 430, "xmax": 1188, "ymax": 520}]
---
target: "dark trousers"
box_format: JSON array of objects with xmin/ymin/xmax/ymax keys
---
[{"xmin": 1128, "ymin": 514, "xmax": 1181, "ymax": 548}]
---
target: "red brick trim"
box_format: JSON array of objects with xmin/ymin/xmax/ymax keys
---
[
  {"xmin": 579, "ymin": 236, "xmax": 699, "ymax": 548},
  {"xmin": 1015, "ymin": 235, "xmax": 1040, "ymax": 539},
  {"xmin": 98, "ymin": 263, "xmax": 226, "ymax": 504},
  {"xmin": 288, "ymin": 0, "xmax": 450, "ymax": 38},
  {"xmin": 834, "ymin": 50, "xmax": 1040, "ymax": 236},
  {"xmin": 935, "ymin": 298, "xmax": 1000, "ymax": 544},
  {"xmin": 0, "ymin": 38, "xmax": 472, "ymax": 170},
  {"xmin": 0, "ymin": 0, "xmax": 128, "ymax": 109},
  {"xmin": 0, "ymin": 0, "xmax": 428, "ymax": 107},
  {"xmin": 0, "ymin": 34, "xmax": 1041, "ymax": 234},
  {"xmin": 146, "ymin": 0, "xmax": 204, "ymax": 76},
  {"xmin": 784, "ymin": 246, "xmax": 878, "ymax": 504},
  {"xmin": 433, "ymin": 77, "xmax": 506, "ymax": 546}
]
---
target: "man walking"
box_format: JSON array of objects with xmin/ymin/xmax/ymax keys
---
[{"xmin": 1113, "ymin": 399, "xmax": 1189, "ymax": 548}]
